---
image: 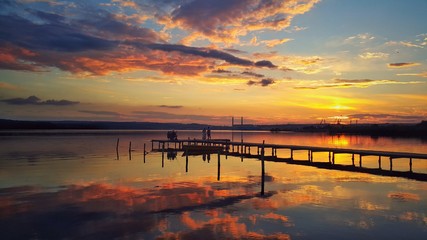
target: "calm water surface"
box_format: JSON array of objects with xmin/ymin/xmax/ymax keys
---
[{"xmin": 0, "ymin": 130, "xmax": 426, "ymax": 239}]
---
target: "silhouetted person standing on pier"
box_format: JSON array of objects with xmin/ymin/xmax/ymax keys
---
[
  {"xmin": 207, "ymin": 127, "xmax": 211, "ymax": 140},
  {"xmin": 202, "ymin": 128, "xmax": 206, "ymax": 141}
]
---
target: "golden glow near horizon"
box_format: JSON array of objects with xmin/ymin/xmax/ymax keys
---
[{"xmin": 0, "ymin": 0, "xmax": 426, "ymax": 124}]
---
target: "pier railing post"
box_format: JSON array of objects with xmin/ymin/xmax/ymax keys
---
[
  {"xmin": 116, "ymin": 138, "xmax": 120, "ymax": 160},
  {"xmin": 143, "ymin": 143, "xmax": 146, "ymax": 163},
  {"xmin": 261, "ymin": 140, "xmax": 265, "ymax": 196},
  {"xmin": 217, "ymin": 151, "xmax": 221, "ymax": 181},
  {"xmin": 129, "ymin": 141, "xmax": 132, "ymax": 160},
  {"xmin": 185, "ymin": 150, "xmax": 188, "ymax": 172}
]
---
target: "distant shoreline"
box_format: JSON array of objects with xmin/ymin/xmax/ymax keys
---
[{"xmin": 1, "ymin": 119, "xmax": 426, "ymax": 139}]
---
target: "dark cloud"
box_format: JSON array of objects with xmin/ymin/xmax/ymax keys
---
[
  {"xmin": 247, "ymin": 78, "xmax": 276, "ymax": 87},
  {"xmin": 163, "ymin": 0, "xmax": 318, "ymax": 43},
  {"xmin": 1, "ymin": 96, "xmax": 79, "ymax": 106},
  {"xmin": 388, "ymin": 62, "xmax": 420, "ymax": 68},
  {"xmin": 255, "ymin": 60, "xmax": 277, "ymax": 68},
  {"xmin": 212, "ymin": 69, "xmax": 232, "ymax": 74},
  {"xmin": 144, "ymin": 43, "xmax": 258, "ymax": 67},
  {"xmin": 157, "ymin": 105, "xmax": 183, "ymax": 109},
  {"xmin": 0, "ymin": 15, "xmax": 117, "ymax": 53},
  {"xmin": 223, "ymin": 48, "xmax": 247, "ymax": 54},
  {"xmin": 0, "ymin": 1, "xmax": 278, "ymax": 76},
  {"xmin": 241, "ymin": 71, "xmax": 265, "ymax": 78}
]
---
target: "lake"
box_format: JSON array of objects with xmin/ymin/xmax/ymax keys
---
[{"xmin": 0, "ymin": 130, "xmax": 426, "ymax": 239}]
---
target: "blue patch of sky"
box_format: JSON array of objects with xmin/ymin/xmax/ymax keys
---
[{"xmin": 285, "ymin": 0, "xmax": 427, "ymax": 55}]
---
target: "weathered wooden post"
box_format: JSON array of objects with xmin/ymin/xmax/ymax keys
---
[
  {"xmin": 143, "ymin": 143, "xmax": 146, "ymax": 163},
  {"xmin": 378, "ymin": 156, "xmax": 381, "ymax": 169},
  {"xmin": 217, "ymin": 151, "xmax": 221, "ymax": 181},
  {"xmin": 116, "ymin": 138, "xmax": 120, "ymax": 160},
  {"xmin": 261, "ymin": 140, "xmax": 265, "ymax": 196},
  {"xmin": 129, "ymin": 141, "xmax": 132, "ymax": 160},
  {"xmin": 162, "ymin": 142, "xmax": 165, "ymax": 168},
  {"xmin": 185, "ymin": 150, "xmax": 189, "ymax": 172},
  {"xmin": 409, "ymin": 158, "xmax": 412, "ymax": 172}
]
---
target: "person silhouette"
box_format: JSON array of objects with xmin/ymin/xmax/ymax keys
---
[
  {"xmin": 207, "ymin": 127, "xmax": 211, "ymax": 140},
  {"xmin": 202, "ymin": 128, "xmax": 206, "ymax": 141}
]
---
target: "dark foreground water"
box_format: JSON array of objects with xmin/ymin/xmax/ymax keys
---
[{"xmin": 0, "ymin": 130, "xmax": 426, "ymax": 239}]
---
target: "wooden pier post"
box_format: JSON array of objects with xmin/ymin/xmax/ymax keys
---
[
  {"xmin": 261, "ymin": 140, "xmax": 265, "ymax": 196},
  {"xmin": 389, "ymin": 157, "xmax": 393, "ymax": 171},
  {"xmin": 185, "ymin": 150, "xmax": 188, "ymax": 173},
  {"xmin": 129, "ymin": 141, "xmax": 132, "ymax": 160},
  {"xmin": 378, "ymin": 156, "xmax": 381, "ymax": 169},
  {"xmin": 352, "ymin": 154, "xmax": 355, "ymax": 166},
  {"xmin": 290, "ymin": 149, "xmax": 293, "ymax": 160},
  {"xmin": 359, "ymin": 155, "xmax": 362, "ymax": 167},
  {"xmin": 116, "ymin": 138, "xmax": 120, "ymax": 160},
  {"xmin": 162, "ymin": 143, "xmax": 165, "ymax": 168},
  {"xmin": 217, "ymin": 151, "xmax": 221, "ymax": 181},
  {"xmin": 332, "ymin": 152, "xmax": 335, "ymax": 164},
  {"xmin": 328, "ymin": 152, "xmax": 331, "ymax": 163},
  {"xmin": 143, "ymin": 143, "xmax": 146, "ymax": 163},
  {"xmin": 409, "ymin": 158, "xmax": 412, "ymax": 172},
  {"xmin": 240, "ymin": 139, "xmax": 244, "ymax": 162}
]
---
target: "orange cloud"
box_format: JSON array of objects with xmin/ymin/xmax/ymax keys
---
[
  {"xmin": 263, "ymin": 38, "xmax": 293, "ymax": 48},
  {"xmin": 387, "ymin": 192, "xmax": 420, "ymax": 201},
  {"xmin": 0, "ymin": 82, "xmax": 18, "ymax": 90}
]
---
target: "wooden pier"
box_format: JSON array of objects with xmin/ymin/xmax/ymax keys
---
[{"xmin": 151, "ymin": 139, "xmax": 427, "ymax": 180}]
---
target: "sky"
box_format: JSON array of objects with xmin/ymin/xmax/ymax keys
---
[{"xmin": 0, "ymin": 0, "xmax": 426, "ymax": 125}]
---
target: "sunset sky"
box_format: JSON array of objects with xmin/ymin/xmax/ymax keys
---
[{"xmin": 1, "ymin": 0, "xmax": 426, "ymax": 124}]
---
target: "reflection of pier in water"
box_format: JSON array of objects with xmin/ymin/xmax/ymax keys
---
[{"xmin": 151, "ymin": 139, "xmax": 427, "ymax": 181}]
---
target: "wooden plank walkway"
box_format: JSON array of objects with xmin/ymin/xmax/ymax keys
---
[{"xmin": 151, "ymin": 139, "xmax": 427, "ymax": 176}]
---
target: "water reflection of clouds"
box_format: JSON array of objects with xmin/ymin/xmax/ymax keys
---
[
  {"xmin": 0, "ymin": 179, "xmax": 281, "ymax": 239},
  {"xmin": 387, "ymin": 192, "xmax": 421, "ymax": 201}
]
